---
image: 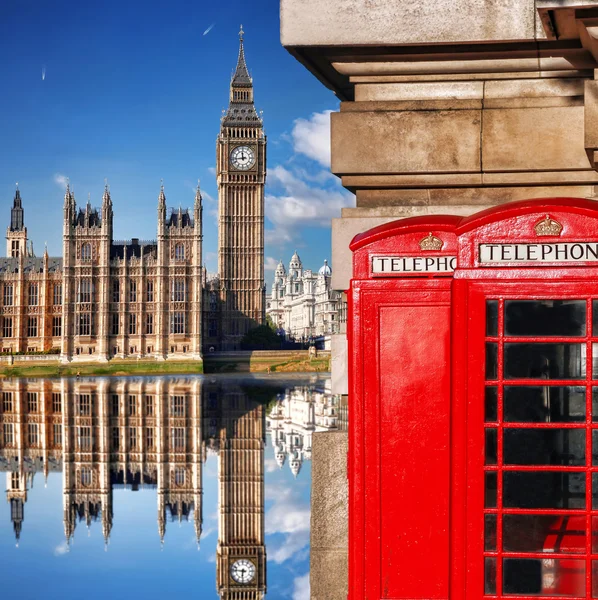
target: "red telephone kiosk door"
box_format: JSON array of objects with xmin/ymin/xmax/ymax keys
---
[
  {"xmin": 349, "ymin": 198, "xmax": 598, "ymax": 600},
  {"xmin": 349, "ymin": 216, "xmax": 460, "ymax": 600},
  {"xmin": 454, "ymin": 200, "xmax": 598, "ymax": 600}
]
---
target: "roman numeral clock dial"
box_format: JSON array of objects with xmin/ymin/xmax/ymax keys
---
[
  {"xmin": 230, "ymin": 559, "xmax": 256, "ymax": 584},
  {"xmin": 230, "ymin": 145, "xmax": 256, "ymax": 171}
]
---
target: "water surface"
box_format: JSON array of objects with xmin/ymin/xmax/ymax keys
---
[{"xmin": 0, "ymin": 374, "xmax": 338, "ymax": 600}]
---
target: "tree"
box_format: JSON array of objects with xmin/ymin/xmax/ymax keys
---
[{"xmin": 241, "ymin": 324, "xmax": 281, "ymax": 350}]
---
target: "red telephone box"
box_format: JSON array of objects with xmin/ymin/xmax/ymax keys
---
[{"xmin": 349, "ymin": 199, "xmax": 598, "ymax": 599}]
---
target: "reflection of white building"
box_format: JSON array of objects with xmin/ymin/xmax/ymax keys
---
[
  {"xmin": 266, "ymin": 381, "xmax": 338, "ymax": 477},
  {"xmin": 267, "ymin": 253, "xmax": 343, "ymax": 340}
]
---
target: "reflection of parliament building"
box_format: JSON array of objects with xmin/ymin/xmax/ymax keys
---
[
  {"xmin": 0, "ymin": 377, "xmax": 270, "ymax": 599},
  {"xmin": 266, "ymin": 381, "xmax": 338, "ymax": 477},
  {"xmin": 0, "ymin": 29, "xmax": 266, "ymax": 359}
]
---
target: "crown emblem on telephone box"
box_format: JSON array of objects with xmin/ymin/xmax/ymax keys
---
[
  {"xmin": 419, "ymin": 233, "xmax": 444, "ymax": 251},
  {"xmin": 534, "ymin": 215, "xmax": 563, "ymax": 237}
]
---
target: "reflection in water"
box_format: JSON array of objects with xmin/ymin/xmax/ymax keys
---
[{"xmin": 0, "ymin": 375, "xmax": 337, "ymax": 598}]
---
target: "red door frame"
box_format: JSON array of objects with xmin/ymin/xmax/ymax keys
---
[{"xmin": 349, "ymin": 198, "xmax": 598, "ymax": 600}]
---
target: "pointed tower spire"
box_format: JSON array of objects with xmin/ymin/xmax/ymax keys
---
[
  {"xmin": 158, "ymin": 179, "xmax": 166, "ymax": 207},
  {"xmin": 232, "ymin": 24, "xmax": 251, "ymax": 86},
  {"xmin": 195, "ymin": 179, "xmax": 202, "ymax": 206},
  {"xmin": 223, "ymin": 27, "xmax": 261, "ymax": 126},
  {"xmin": 10, "ymin": 183, "xmax": 24, "ymax": 232},
  {"xmin": 63, "ymin": 178, "xmax": 71, "ymax": 206},
  {"xmin": 102, "ymin": 178, "xmax": 111, "ymax": 206}
]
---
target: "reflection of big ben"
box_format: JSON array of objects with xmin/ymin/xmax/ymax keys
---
[
  {"xmin": 207, "ymin": 384, "xmax": 266, "ymax": 599},
  {"xmin": 216, "ymin": 26, "xmax": 267, "ymax": 349}
]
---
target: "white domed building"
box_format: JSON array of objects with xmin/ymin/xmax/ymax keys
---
[{"xmin": 267, "ymin": 253, "xmax": 343, "ymax": 340}]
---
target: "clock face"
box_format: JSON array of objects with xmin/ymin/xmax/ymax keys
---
[
  {"xmin": 230, "ymin": 559, "xmax": 256, "ymax": 584},
  {"xmin": 230, "ymin": 146, "xmax": 256, "ymax": 171}
]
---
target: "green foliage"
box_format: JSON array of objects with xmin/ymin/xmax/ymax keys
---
[
  {"xmin": 265, "ymin": 314, "xmax": 277, "ymax": 332},
  {"xmin": 241, "ymin": 325, "xmax": 281, "ymax": 350}
]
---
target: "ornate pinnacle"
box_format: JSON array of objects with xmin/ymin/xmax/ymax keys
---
[
  {"xmin": 158, "ymin": 179, "xmax": 166, "ymax": 207},
  {"xmin": 239, "ymin": 24, "xmax": 244, "ymax": 41}
]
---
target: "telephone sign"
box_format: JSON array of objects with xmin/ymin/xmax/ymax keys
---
[{"xmin": 349, "ymin": 198, "xmax": 598, "ymax": 599}]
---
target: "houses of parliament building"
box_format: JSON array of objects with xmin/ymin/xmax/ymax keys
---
[{"xmin": 0, "ymin": 28, "xmax": 266, "ymax": 361}]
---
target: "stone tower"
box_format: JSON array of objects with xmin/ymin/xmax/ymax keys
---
[
  {"xmin": 6, "ymin": 185, "xmax": 28, "ymax": 258},
  {"xmin": 217, "ymin": 26, "xmax": 267, "ymax": 350},
  {"xmin": 211, "ymin": 383, "xmax": 267, "ymax": 599}
]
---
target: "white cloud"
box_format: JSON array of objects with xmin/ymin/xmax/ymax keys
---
[
  {"xmin": 265, "ymin": 457, "xmax": 280, "ymax": 472},
  {"xmin": 53, "ymin": 173, "xmax": 68, "ymax": 189},
  {"xmin": 264, "ymin": 257, "xmax": 279, "ymax": 272},
  {"xmin": 293, "ymin": 573, "xmax": 310, "ymax": 600},
  {"xmin": 265, "ymin": 165, "xmax": 353, "ymax": 246},
  {"xmin": 207, "ymin": 166, "xmax": 216, "ymax": 175},
  {"xmin": 291, "ymin": 110, "xmax": 332, "ymax": 168},
  {"xmin": 53, "ymin": 541, "xmax": 70, "ymax": 556},
  {"xmin": 265, "ymin": 486, "xmax": 311, "ymax": 564}
]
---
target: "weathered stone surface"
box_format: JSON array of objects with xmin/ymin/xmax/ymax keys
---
[
  {"xmin": 355, "ymin": 81, "xmax": 484, "ymax": 102},
  {"xmin": 331, "ymin": 110, "xmax": 481, "ymax": 175},
  {"xmin": 484, "ymin": 78, "xmax": 584, "ymax": 98},
  {"xmin": 310, "ymin": 550, "xmax": 348, "ymax": 600},
  {"xmin": 311, "ymin": 431, "xmax": 348, "ymax": 600},
  {"xmin": 585, "ymin": 80, "xmax": 598, "ymax": 158},
  {"xmin": 281, "ymin": 0, "xmax": 536, "ymax": 47},
  {"xmin": 331, "ymin": 334, "xmax": 348, "ymax": 395},
  {"xmin": 482, "ymin": 106, "xmax": 590, "ymax": 171}
]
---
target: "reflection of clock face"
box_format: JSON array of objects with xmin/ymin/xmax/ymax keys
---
[
  {"xmin": 230, "ymin": 146, "xmax": 256, "ymax": 171},
  {"xmin": 230, "ymin": 559, "xmax": 256, "ymax": 584}
]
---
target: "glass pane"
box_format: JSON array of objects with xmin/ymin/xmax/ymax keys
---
[
  {"xmin": 592, "ymin": 388, "xmax": 598, "ymax": 423},
  {"xmin": 486, "ymin": 300, "xmax": 498, "ymax": 337},
  {"xmin": 593, "ymin": 517, "xmax": 598, "ymax": 554},
  {"xmin": 485, "ymin": 387, "xmax": 498, "ymax": 422},
  {"xmin": 505, "ymin": 558, "xmax": 585, "ymax": 597},
  {"xmin": 503, "ymin": 558, "xmax": 542, "ymax": 595},
  {"xmin": 593, "ymin": 431, "xmax": 598, "ymax": 466},
  {"xmin": 485, "ymin": 429, "xmax": 497, "ymax": 465},
  {"xmin": 503, "ymin": 472, "xmax": 585, "ymax": 509},
  {"xmin": 503, "ymin": 515, "xmax": 585, "ymax": 554},
  {"xmin": 505, "ymin": 386, "xmax": 585, "ymax": 423},
  {"xmin": 485, "ymin": 514, "xmax": 497, "ymax": 551},
  {"xmin": 593, "ymin": 560, "xmax": 598, "ymax": 598},
  {"xmin": 503, "ymin": 428, "xmax": 585, "ymax": 466},
  {"xmin": 594, "ymin": 473, "xmax": 598, "ymax": 510},
  {"xmin": 504, "ymin": 343, "xmax": 585, "ymax": 380},
  {"xmin": 485, "ymin": 472, "xmax": 497, "ymax": 508},
  {"xmin": 593, "ymin": 300, "xmax": 598, "ymax": 336},
  {"xmin": 505, "ymin": 300, "xmax": 586, "ymax": 337},
  {"xmin": 486, "ymin": 343, "xmax": 498, "ymax": 381},
  {"xmin": 485, "ymin": 557, "xmax": 496, "ymax": 595}
]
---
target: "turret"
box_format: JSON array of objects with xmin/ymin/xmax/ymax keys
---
[{"xmin": 6, "ymin": 184, "xmax": 28, "ymax": 258}]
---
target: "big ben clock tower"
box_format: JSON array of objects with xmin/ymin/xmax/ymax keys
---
[{"xmin": 217, "ymin": 26, "xmax": 267, "ymax": 350}]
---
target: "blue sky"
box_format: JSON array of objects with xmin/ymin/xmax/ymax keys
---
[{"xmin": 0, "ymin": 0, "xmax": 354, "ymax": 284}]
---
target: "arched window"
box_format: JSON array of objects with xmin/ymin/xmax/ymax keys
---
[
  {"xmin": 174, "ymin": 468, "xmax": 185, "ymax": 487},
  {"xmin": 80, "ymin": 468, "xmax": 92, "ymax": 487},
  {"xmin": 175, "ymin": 244, "xmax": 185, "ymax": 261},
  {"xmin": 81, "ymin": 243, "xmax": 91, "ymax": 262}
]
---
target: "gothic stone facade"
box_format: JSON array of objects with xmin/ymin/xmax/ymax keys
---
[
  {"xmin": 0, "ymin": 31, "xmax": 266, "ymax": 360},
  {"xmin": 0, "ymin": 183, "xmax": 203, "ymax": 361}
]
